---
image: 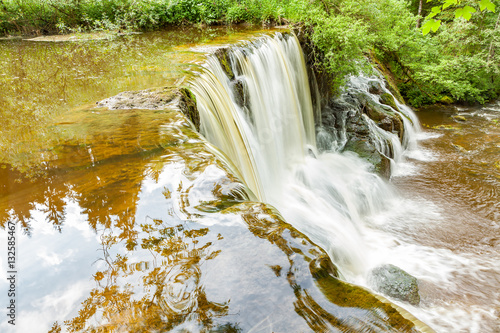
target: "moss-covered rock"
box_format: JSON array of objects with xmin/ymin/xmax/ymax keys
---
[
  {"xmin": 380, "ymin": 92, "xmax": 400, "ymax": 112},
  {"xmin": 343, "ymin": 137, "xmax": 392, "ymax": 179},
  {"xmin": 214, "ymin": 48, "xmax": 235, "ymax": 80},
  {"xmin": 368, "ymin": 51, "xmax": 405, "ymax": 104},
  {"xmin": 178, "ymin": 87, "xmax": 200, "ymax": 131},
  {"xmin": 309, "ymin": 255, "xmax": 340, "ymax": 279},
  {"xmin": 360, "ymin": 95, "xmax": 405, "ymax": 141},
  {"xmin": 451, "ymin": 115, "xmax": 466, "ymax": 122},
  {"xmin": 231, "ymin": 78, "xmax": 248, "ymax": 109}
]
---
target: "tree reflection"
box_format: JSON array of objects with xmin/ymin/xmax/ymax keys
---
[{"xmin": 63, "ymin": 215, "xmax": 231, "ymax": 332}]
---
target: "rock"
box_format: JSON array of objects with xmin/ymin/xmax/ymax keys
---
[
  {"xmin": 214, "ymin": 48, "xmax": 235, "ymax": 80},
  {"xmin": 380, "ymin": 92, "xmax": 400, "ymax": 112},
  {"xmin": 345, "ymin": 113, "xmax": 371, "ymax": 136},
  {"xmin": 369, "ymin": 264, "xmax": 420, "ymax": 306},
  {"xmin": 452, "ymin": 115, "xmax": 466, "ymax": 122},
  {"xmin": 231, "ymin": 78, "xmax": 248, "ymax": 109},
  {"xmin": 309, "ymin": 255, "xmax": 340, "ymax": 279},
  {"xmin": 451, "ymin": 143, "xmax": 468, "ymax": 154},
  {"xmin": 96, "ymin": 87, "xmax": 201, "ymax": 131},
  {"xmin": 361, "ymin": 96, "xmax": 404, "ymax": 141},
  {"xmin": 178, "ymin": 87, "xmax": 200, "ymax": 131},
  {"xmin": 97, "ymin": 87, "xmax": 178, "ymax": 110},
  {"xmin": 343, "ymin": 137, "xmax": 391, "ymax": 179},
  {"xmin": 368, "ymin": 80, "xmax": 384, "ymax": 95}
]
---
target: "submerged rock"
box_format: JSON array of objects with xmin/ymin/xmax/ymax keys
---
[
  {"xmin": 452, "ymin": 115, "xmax": 467, "ymax": 122},
  {"xmin": 369, "ymin": 264, "xmax": 420, "ymax": 306}
]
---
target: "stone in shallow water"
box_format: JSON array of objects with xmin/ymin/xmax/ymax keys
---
[{"xmin": 369, "ymin": 264, "xmax": 421, "ymax": 306}]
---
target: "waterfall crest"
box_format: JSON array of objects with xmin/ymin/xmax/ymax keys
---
[{"xmin": 190, "ymin": 33, "xmax": 316, "ymax": 201}]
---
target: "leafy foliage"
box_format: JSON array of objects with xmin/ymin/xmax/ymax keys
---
[{"xmin": 422, "ymin": 0, "xmax": 496, "ymax": 35}]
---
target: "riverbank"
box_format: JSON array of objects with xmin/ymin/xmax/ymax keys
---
[{"xmin": 1, "ymin": 0, "xmax": 499, "ymax": 107}]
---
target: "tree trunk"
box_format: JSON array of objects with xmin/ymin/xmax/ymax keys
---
[{"xmin": 416, "ymin": 0, "xmax": 423, "ymax": 29}]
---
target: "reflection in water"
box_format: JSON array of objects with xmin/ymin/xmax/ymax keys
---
[
  {"xmin": 0, "ymin": 26, "xmax": 275, "ymax": 172},
  {"xmin": 0, "ymin": 108, "xmax": 187, "ymax": 234},
  {"xmin": 62, "ymin": 218, "xmax": 230, "ymax": 332}
]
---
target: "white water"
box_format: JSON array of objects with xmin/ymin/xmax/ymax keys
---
[{"xmin": 190, "ymin": 32, "xmax": 499, "ymax": 332}]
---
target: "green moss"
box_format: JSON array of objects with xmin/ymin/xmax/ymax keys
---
[
  {"xmin": 368, "ymin": 51, "xmax": 405, "ymax": 104},
  {"xmin": 214, "ymin": 48, "xmax": 235, "ymax": 80},
  {"xmin": 439, "ymin": 96, "xmax": 454, "ymax": 104},
  {"xmin": 451, "ymin": 115, "xmax": 466, "ymax": 122},
  {"xmin": 380, "ymin": 92, "xmax": 399, "ymax": 111},
  {"xmin": 313, "ymin": 273, "xmax": 418, "ymax": 331},
  {"xmin": 178, "ymin": 87, "xmax": 200, "ymax": 131}
]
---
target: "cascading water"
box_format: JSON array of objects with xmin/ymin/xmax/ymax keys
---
[
  {"xmin": 190, "ymin": 32, "xmax": 408, "ymax": 278},
  {"xmin": 189, "ymin": 32, "xmax": 498, "ymax": 332}
]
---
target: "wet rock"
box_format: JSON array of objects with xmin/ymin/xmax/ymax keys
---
[
  {"xmin": 97, "ymin": 87, "xmax": 178, "ymax": 110},
  {"xmin": 369, "ymin": 264, "xmax": 420, "ymax": 306},
  {"xmin": 178, "ymin": 87, "xmax": 200, "ymax": 131},
  {"xmin": 343, "ymin": 137, "xmax": 391, "ymax": 179},
  {"xmin": 214, "ymin": 48, "xmax": 235, "ymax": 80},
  {"xmin": 452, "ymin": 115, "xmax": 467, "ymax": 122},
  {"xmin": 231, "ymin": 78, "xmax": 249, "ymax": 109},
  {"xmin": 380, "ymin": 92, "xmax": 400, "ymax": 112},
  {"xmin": 96, "ymin": 87, "xmax": 201, "ymax": 131},
  {"xmin": 309, "ymin": 255, "xmax": 340, "ymax": 279},
  {"xmin": 451, "ymin": 143, "xmax": 468, "ymax": 154},
  {"xmin": 345, "ymin": 112, "xmax": 371, "ymax": 136},
  {"xmin": 368, "ymin": 80, "xmax": 384, "ymax": 95},
  {"xmin": 361, "ymin": 96, "xmax": 404, "ymax": 141}
]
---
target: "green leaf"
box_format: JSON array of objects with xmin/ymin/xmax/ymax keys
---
[
  {"xmin": 455, "ymin": 6, "xmax": 476, "ymax": 20},
  {"xmin": 422, "ymin": 20, "xmax": 432, "ymax": 35},
  {"xmin": 422, "ymin": 19, "xmax": 441, "ymax": 35},
  {"xmin": 429, "ymin": 6, "xmax": 442, "ymax": 18},
  {"xmin": 462, "ymin": 6, "xmax": 476, "ymax": 20},
  {"xmin": 479, "ymin": 0, "xmax": 496, "ymax": 12},
  {"xmin": 443, "ymin": 0, "xmax": 458, "ymax": 9},
  {"xmin": 430, "ymin": 19, "xmax": 442, "ymax": 32}
]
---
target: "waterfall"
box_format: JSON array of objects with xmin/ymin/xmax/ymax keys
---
[{"xmin": 189, "ymin": 32, "xmax": 419, "ymax": 280}]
